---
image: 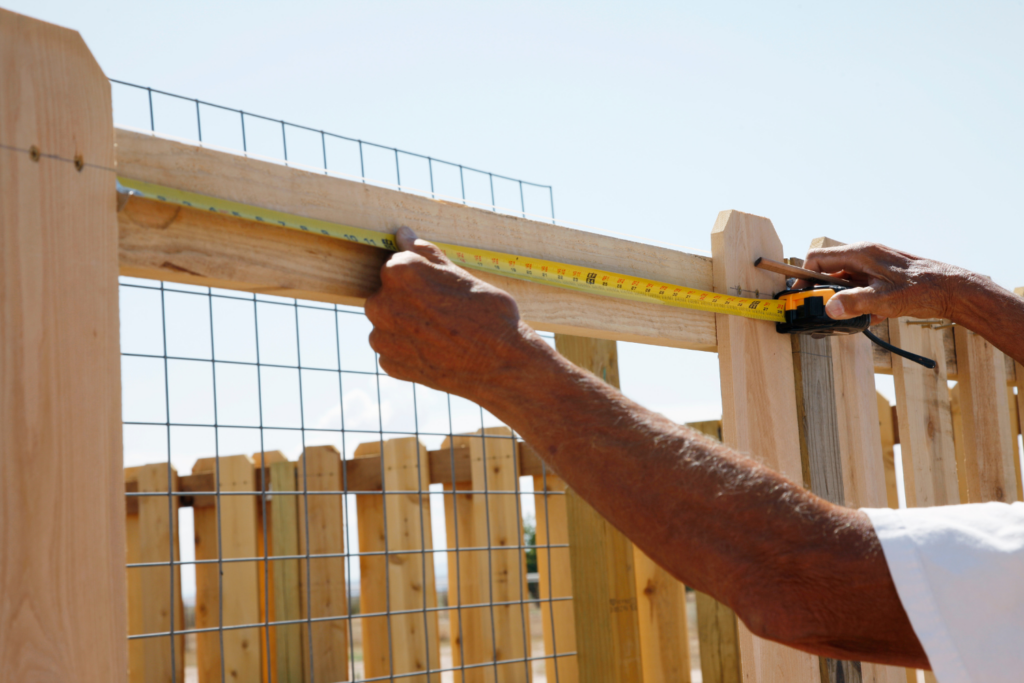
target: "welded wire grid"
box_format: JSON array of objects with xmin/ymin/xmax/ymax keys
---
[
  {"xmin": 117, "ymin": 83, "xmax": 571, "ymax": 682},
  {"xmin": 110, "ymin": 79, "xmax": 556, "ymax": 223}
]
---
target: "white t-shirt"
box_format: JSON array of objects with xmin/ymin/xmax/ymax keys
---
[{"xmin": 863, "ymin": 502, "xmax": 1024, "ymax": 683}]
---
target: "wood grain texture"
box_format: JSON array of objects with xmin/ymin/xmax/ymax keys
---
[
  {"xmin": 791, "ymin": 334, "xmax": 843, "ymax": 505},
  {"xmin": 633, "ymin": 548, "xmax": 692, "ymax": 683},
  {"xmin": 685, "ymin": 420, "xmax": 743, "ymax": 683},
  {"xmin": 533, "ymin": 473, "xmax": 578, "ymax": 683},
  {"xmin": 870, "ymin": 321, "xmax": 960, "ymax": 378},
  {"xmin": 875, "ymin": 394, "xmax": 899, "ymax": 510},
  {"xmin": 126, "ymin": 465, "xmax": 184, "ymax": 683},
  {"xmin": 555, "ymin": 335, "xmax": 644, "ymax": 683},
  {"xmin": 711, "ymin": 210, "xmax": 818, "ymax": 683},
  {"xmin": 695, "ymin": 591, "xmax": 741, "ymax": 683},
  {"xmin": 192, "ymin": 455, "xmax": 262, "ymax": 683},
  {"xmin": 949, "ymin": 385, "xmax": 970, "ymax": 505},
  {"xmin": 0, "ymin": 9, "xmax": 127, "ymax": 681},
  {"xmin": 953, "ymin": 326, "xmax": 1018, "ymax": 502},
  {"xmin": 355, "ymin": 438, "xmax": 441, "ymax": 683},
  {"xmin": 115, "ymin": 130, "xmax": 716, "ymax": 350},
  {"xmin": 269, "ymin": 458, "xmax": 304, "ymax": 683},
  {"xmin": 441, "ymin": 429, "xmax": 531, "ymax": 683},
  {"xmin": 890, "ymin": 320, "xmax": 959, "ymax": 508},
  {"xmin": 297, "ymin": 446, "xmax": 350, "ymax": 681}
]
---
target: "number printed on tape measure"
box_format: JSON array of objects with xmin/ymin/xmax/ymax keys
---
[{"xmin": 117, "ymin": 176, "xmax": 787, "ymax": 323}]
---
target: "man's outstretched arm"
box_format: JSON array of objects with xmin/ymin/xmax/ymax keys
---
[{"xmin": 365, "ymin": 228, "xmax": 928, "ymax": 668}]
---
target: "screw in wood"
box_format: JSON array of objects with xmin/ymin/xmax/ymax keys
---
[
  {"xmin": 29, "ymin": 145, "xmax": 40, "ymax": 161},
  {"xmin": 74, "ymin": 154, "xmax": 84, "ymax": 171}
]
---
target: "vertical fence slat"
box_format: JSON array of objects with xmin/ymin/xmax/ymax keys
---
[
  {"xmin": 126, "ymin": 466, "xmax": 185, "ymax": 683},
  {"xmin": 269, "ymin": 458, "xmax": 304, "ymax": 683},
  {"xmin": 875, "ymin": 393, "xmax": 900, "ymax": 509},
  {"xmin": 298, "ymin": 445, "xmax": 350, "ymax": 682},
  {"xmin": 533, "ymin": 472, "xmax": 577, "ymax": 683},
  {"xmin": 711, "ymin": 210, "xmax": 819, "ymax": 683},
  {"xmin": 442, "ymin": 474, "xmax": 476, "ymax": 683},
  {"xmin": 953, "ymin": 326, "xmax": 1018, "ymax": 502},
  {"xmin": 356, "ymin": 438, "xmax": 441, "ymax": 682},
  {"xmin": 633, "ymin": 548, "xmax": 692, "ymax": 683},
  {"xmin": 555, "ymin": 335, "xmax": 645, "ymax": 683},
  {"xmin": 475, "ymin": 428, "xmax": 531, "ymax": 681},
  {"xmin": 890, "ymin": 319, "xmax": 959, "ymax": 508},
  {"xmin": 694, "ymin": 590, "xmax": 741, "ymax": 683},
  {"xmin": 442, "ymin": 428, "xmax": 531, "ymax": 682},
  {"xmin": 140, "ymin": 464, "xmax": 185, "ymax": 683},
  {"xmin": 686, "ymin": 420, "xmax": 742, "ymax": 683},
  {"xmin": 193, "ymin": 455, "xmax": 262, "ymax": 683},
  {"xmin": 354, "ymin": 441, "xmax": 388, "ymax": 679}
]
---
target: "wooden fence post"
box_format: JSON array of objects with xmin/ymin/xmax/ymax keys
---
[
  {"xmin": 192, "ymin": 455, "xmax": 262, "ymax": 682},
  {"xmin": 953, "ymin": 326, "xmax": 1018, "ymax": 502},
  {"xmin": 555, "ymin": 335, "xmax": 646, "ymax": 683},
  {"xmin": 297, "ymin": 445, "xmax": 350, "ymax": 682},
  {"xmin": 790, "ymin": 237, "xmax": 905, "ymax": 683},
  {"xmin": 355, "ymin": 437, "xmax": 441, "ymax": 682},
  {"xmin": 711, "ymin": 210, "xmax": 820, "ymax": 683},
  {"xmin": 0, "ymin": 9, "xmax": 126, "ymax": 680},
  {"xmin": 533, "ymin": 471, "xmax": 578, "ymax": 683}
]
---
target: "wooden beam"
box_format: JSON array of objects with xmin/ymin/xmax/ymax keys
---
[
  {"xmin": 1, "ymin": 10, "xmax": 126, "ymax": 681},
  {"xmin": 711, "ymin": 210, "xmax": 819, "ymax": 683},
  {"xmin": 131, "ymin": 442, "xmax": 549, "ymax": 511},
  {"xmin": 557, "ymin": 335, "xmax": 645, "ymax": 683},
  {"xmin": 115, "ymin": 129, "xmax": 717, "ymax": 351}
]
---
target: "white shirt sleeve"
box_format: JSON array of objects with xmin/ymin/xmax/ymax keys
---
[{"xmin": 862, "ymin": 502, "xmax": 1024, "ymax": 683}]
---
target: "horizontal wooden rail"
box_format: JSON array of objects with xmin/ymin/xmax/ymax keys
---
[
  {"xmin": 115, "ymin": 129, "xmax": 717, "ymax": 351},
  {"xmin": 125, "ymin": 441, "xmax": 549, "ymax": 513}
]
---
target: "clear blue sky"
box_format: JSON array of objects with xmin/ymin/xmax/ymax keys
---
[
  {"xmin": 15, "ymin": 0, "xmax": 1022, "ymax": 600},
  {"xmin": 16, "ymin": 0, "xmax": 1023, "ymax": 435}
]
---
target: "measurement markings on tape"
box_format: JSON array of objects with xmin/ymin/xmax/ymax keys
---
[{"xmin": 117, "ymin": 176, "xmax": 787, "ymax": 323}]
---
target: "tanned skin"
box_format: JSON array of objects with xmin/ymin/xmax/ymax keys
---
[{"xmin": 365, "ymin": 228, "xmax": 1024, "ymax": 670}]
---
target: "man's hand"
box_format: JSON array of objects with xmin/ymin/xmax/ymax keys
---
[
  {"xmin": 795, "ymin": 242, "xmax": 971, "ymax": 323},
  {"xmin": 364, "ymin": 226, "xmax": 539, "ymax": 402}
]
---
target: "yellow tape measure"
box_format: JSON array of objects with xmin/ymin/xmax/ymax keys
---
[{"xmin": 117, "ymin": 177, "xmax": 786, "ymax": 323}]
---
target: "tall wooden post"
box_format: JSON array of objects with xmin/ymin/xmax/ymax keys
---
[
  {"xmin": 0, "ymin": 9, "xmax": 126, "ymax": 681},
  {"xmin": 711, "ymin": 210, "xmax": 819, "ymax": 683},
  {"xmin": 555, "ymin": 335, "xmax": 645, "ymax": 683},
  {"xmin": 791, "ymin": 236, "xmax": 904, "ymax": 683}
]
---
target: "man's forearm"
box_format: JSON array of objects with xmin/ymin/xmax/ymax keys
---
[
  {"xmin": 950, "ymin": 273, "xmax": 1024, "ymax": 365},
  {"xmin": 475, "ymin": 325, "xmax": 927, "ymax": 667}
]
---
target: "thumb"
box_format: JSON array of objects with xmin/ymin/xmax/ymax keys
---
[
  {"xmin": 826, "ymin": 286, "xmax": 879, "ymax": 320},
  {"xmin": 395, "ymin": 226, "xmax": 448, "ymax": 265}
]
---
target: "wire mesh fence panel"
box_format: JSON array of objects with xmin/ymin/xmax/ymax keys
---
[{"xmin": 121, "ymin": 279, "xmax": 573, "ymax": 683}]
